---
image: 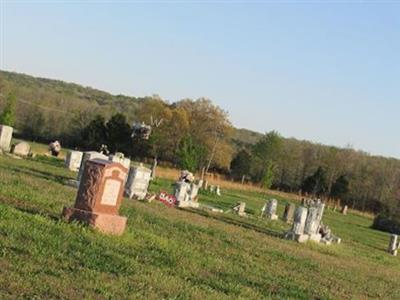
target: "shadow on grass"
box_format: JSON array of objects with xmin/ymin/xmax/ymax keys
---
[
  {"xmin": 0, "ymin": 195, "xmax": 61, "ymax": 222},
  {"xmin": 3, "ymin": 165, "xmax": 71, "ymax": 185},
  {"xmin": 181, "ymin": 207, "xmax": 284, "ymax": 239},
  {"xmin": 32, "ymin": 155, "xmax": 66, "ymax": 168}
]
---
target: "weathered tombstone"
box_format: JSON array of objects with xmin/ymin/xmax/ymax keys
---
[
  {"xmin": 197, "ymin": 179, "xmax": 204, "ymax": 189},
  {"xmin": 209, "ymin": 185, "xmax": 216, "ymax": 193},
  {"xmin": 188, "ymin": 183, "xmax": 200, "ymax": 202},
  {"xmin": 262, "ymin": 199, "xmax": 278, "ymax": 220},
  {"xmin": 388, "ymin": 234, "xmax": 398, "ymax": 256},
  {"xmin": 283, "ymin": 203, "xmax": 296, "ymax": 223},
  {"xmin": 11, "ymin": 142, "xmax": 31, "ymax": 157},
  {"xmin": 233, "ymin": 202, "xmax": 246, "ymax": 217},
  {"xmin": 62, "ymin": 159, "xmax": 128, "ymax": 235},
  {"xmin": 216, "ymin": 185, "xmax": 221, "ymax": 196},
  {"xmin": 109, "ymin": 152, "xmax": 131, "ymax": 170},
  {"xmin": 341, "ymin": 205, "xmax": 348, "ymax": 215},
  {"xmin": 304, "ymin": 207, "xmax": 321, "ymax": 242},
  {"xmin": 125, "ymin": 164, "xmax": 151, "ymax": 200},
  {"xmin": 291, "ymin": 206, "xmax": 309, "ymax": 242},
  {"xmin": 0, "ymin": 125, "xmax": 13, "ymax": 152},
  {"xmin": 174, "ymin": 181, "xmax": 191, "ymax": 206},
  {"xmin": 77, "ymin": 151, "xmax": 108, "ymax": 183},
  {"xmin": 65, "ymin": 151, "xmax": 83, "ymax": 172},
  {"xmin": 315, "ymin": 203, "xmax": 325, "ymax": 225}
]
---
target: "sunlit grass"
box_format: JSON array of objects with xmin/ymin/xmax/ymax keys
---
[{"xmin": 0, "ymin": 153, "xmax": 399, "ymax": 299}]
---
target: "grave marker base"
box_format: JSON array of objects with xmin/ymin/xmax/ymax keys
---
[{"xmin": 62, "ymin": 207, "xmax": 127, "ymax": 235}]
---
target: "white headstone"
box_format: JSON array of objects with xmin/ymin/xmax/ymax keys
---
[
  {"xmin": 109, "ymin": 153, "xmax": 131, "ymax": 170},
  {"xmin": 65, "ymin": 151, "xmax": 83, "ymax": 172},
  {"xmin": 388, "ymin": 234, "xmax": 398, "ymax": 256},
  {"xmin": 0, "ymin": 125, "xmax": 13, "ymax": 152},
  {"xmin": 125, "ymin": 164, "xmax": 152, "ymax": 200}
]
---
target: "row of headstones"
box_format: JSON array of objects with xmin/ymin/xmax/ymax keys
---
[
  {"xmin": 66, "ymin": 150, "xmax": 152, "ymax": 201},
  {"xmin": 287, "ymin": 202, "xmax": 341, "ymax": 244},
  {"xmin": 233, "ymin": 199, "xmax": 295, "ymax": 222},
  {"xmin": 233, "ymin": 199, "xmax": 340, "ymax": 245},
  {"xmin": 201, "ymin": 180, "xmax": 221, "ymax": 196}
]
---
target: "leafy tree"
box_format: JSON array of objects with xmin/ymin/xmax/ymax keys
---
[
  {"xmin": 80, "ymin": 115, "xmax": 107, "ymax": 150},
  {"xmin": 230, "ymin": 149, "xmax": 252, "ymax": 180},
  {"xmin": 330, "ymin": 175, "xmax": 349, "ymax": 199},
  {"xmin": 251, "ymin": 131, "xmax": 283, "ymax": 186},
  {"xmin": 261, "ymin": 160, "xmax": 275, "ymax": 189},
  {"xmin": 0, "ymin": 93, "xmax": 16, "ymax": 126},
  {"xmin": 301, "ymin": 167, "xmax": 328, "ymax": 196},
  {"xmin": 106, "ymin": 113, "xmax": 132, "ymax": 154},
  {"xmin": 177, "ymin": 136, "xmax": 205, "ymax": 172}
]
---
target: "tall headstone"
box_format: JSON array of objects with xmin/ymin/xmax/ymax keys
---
[
  {"xmin": 62, "ymin": 159, "xmax": 128, "ymax": 235},
  {"xmin": 125, "ymin": 164, "xmax": 151, "ymax": 200},
  {"xmin": 174, "ymin": 181, "xmax": 200, "ymax": 208},
  {"xmin": 291, "ymin": 206, "xmax": 309, "ymax": 242},
  {"xmin": 77, "ymin": 151, "xmax": 108, "ymax": 183},
  {"xmin": 0, "ymin": 125, "xmax": 13, "ymax": 152},
  {"xmin": 262, "ymin": 199, "xmax": 278, "ymax": 220},
  {"xmin": 304, "ymin": 206, "xmax": 321, "ymax": 242},
  {"xmin": 388, "ymin": 234, "xmax": 398, "ymax": 256},
  {"xmin": 283, "ymin": 203, "xmax": 296, "ymax": 223},
  {"xmin": 341, "ymin": 205, "xmax": 348, "ymax": 215},
  {"xmin": 65, "ymin": 151, "xmax": 83, "ymax": 172}
]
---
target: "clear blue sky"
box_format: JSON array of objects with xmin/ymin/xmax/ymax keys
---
[{"xmin": 1, "ymin": 1, "xmax": 399, "ymax": 158}]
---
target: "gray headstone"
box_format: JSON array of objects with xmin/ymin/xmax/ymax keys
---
[
  {"xmin": 388, "ymin": 234, "xmax": 398, "ymax": 256},
  {"xmin": 65, "ymin": 151, "xmax": 83, "ymax": 172},
  {"xmin": 125, "ymin": 164, "xmax": 151, "ymax": 200},
  {"xmin": 0, "ymin": 125, "xmax": 13, "ymax": 152},
  {"xmin": 262, "ymin": 199, "xmax": 278, "ymax": 220},
  {"xmin": 283, "ymin": 203, "xmax": 296, "ymax": 223},
  {"xmin": 292, "ymin": 206, "xmax": 308, "ymax": 235}
]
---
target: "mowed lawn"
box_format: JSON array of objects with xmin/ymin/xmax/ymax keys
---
[{"xmin": 0, "ymin": 154, "xmax": 399, "ymax": 299}]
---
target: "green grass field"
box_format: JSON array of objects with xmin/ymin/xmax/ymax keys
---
[{"xmin": 0, "ymin": 153, "xmax": 399, "ymax": 299}]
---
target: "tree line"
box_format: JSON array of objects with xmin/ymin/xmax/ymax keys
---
[{"xmin": 0, "ymin": 70, "xmax": 399, "ymax": 233}]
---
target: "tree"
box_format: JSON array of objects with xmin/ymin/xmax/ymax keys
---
[
  {"xmin": 301, "ymin": 167, "xmax": 328, "ymax": 196},
  {"xmin": 251, "ymin": 131, "xmax": 283, "ymax": 186},
  {"xmin": 176, "ymin": 98, "xmax": 233, "ymax": 171},
  {"xmin": 80, "ymin": 115, "xmax": 107, "ymax": 150},
  {"xmin": 176, "ymin": 136, "xmax": 206, "ymax": 172},
  {"xmin": 0, "ymin": 93, "xmax": 16, "ymax": 126},
  {"xmin": 106, "ymin": 113, "xmax": 132, "ymax": 154},
  {"xmin": 330, "ymin": 175, "xmax": 349, "ymax": 199},
  {"xmin": 230, "ymin": 149, "xmax": 252, "ymax": 180}
]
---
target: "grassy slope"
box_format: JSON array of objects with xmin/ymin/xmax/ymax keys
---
[{"xmin": 0, "ymin": 154, "xmax": 399, "ymax": 300}]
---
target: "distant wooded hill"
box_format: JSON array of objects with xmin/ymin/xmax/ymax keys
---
[{"xmin": 0, "ymin": 70, "xmax": 261, "ymax": 147}]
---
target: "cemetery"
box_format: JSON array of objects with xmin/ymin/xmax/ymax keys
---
[{"xmin": 0, "ymin": 135, "xmax": 399, "ymax": 299}]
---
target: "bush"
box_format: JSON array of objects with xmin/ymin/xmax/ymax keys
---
[{"xmin": 373, "ymin": 212, "xmax": 400, "ymax": 234}]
